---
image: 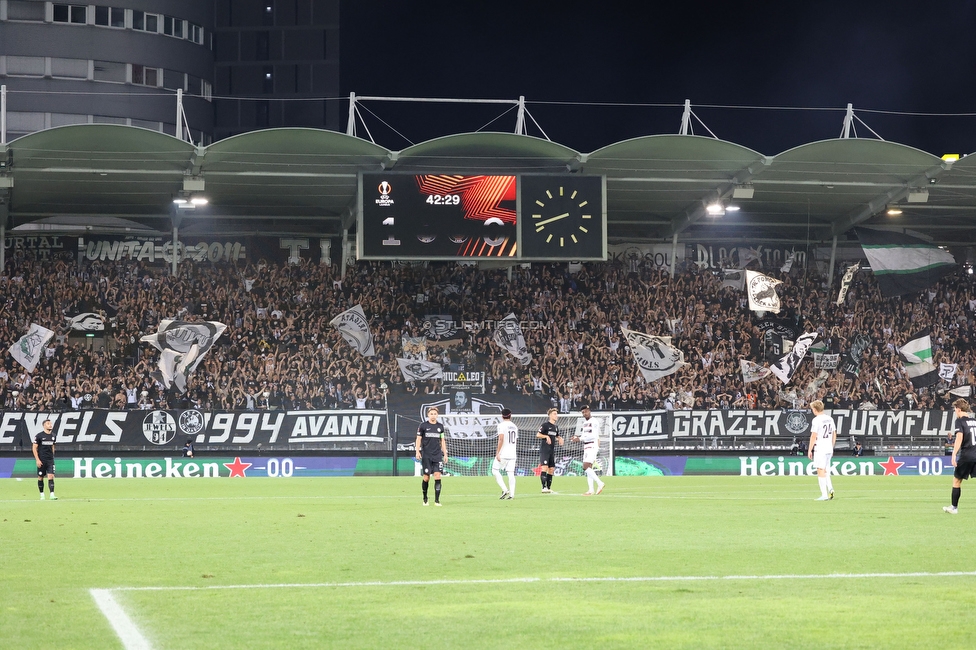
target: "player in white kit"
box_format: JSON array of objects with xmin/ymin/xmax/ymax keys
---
[
  {"xmin": 493, "ymin": 409, "xmax": 519, "ymax": 499},
  {"xmin": 572, "ymin": 405, "xmax": 605, "ymax": 495},
  {"xmin": 808, "ymin": 400, "xmax": 837, "ymax": 501}
]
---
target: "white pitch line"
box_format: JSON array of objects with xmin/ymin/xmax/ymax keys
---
[
  {"xmin": 90, "ymin": 588, "xmax": 153, "ymax": 650},
  {"xmin": 105, "ymin": 570, "xmax": 976, "ymax": 593}
]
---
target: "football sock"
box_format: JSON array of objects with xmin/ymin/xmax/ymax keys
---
[
  {"xmin": 422, "ymin": 480, "xmax": 429, "ymax": 501},
  {"xmin": 493, "ymin": 467, "xmax": 508, "ymax": 492},
  {"xmin": 952, "ymin": 487, "xmax": 961, "ymax": 508},
  {"xmin": 507, "ymin": 472, "xmax": 516, "ymax": 497},
  {"xmin": 546, "ymin": 473, "xmax": 553, "ymax": 489},
  {"xmin": 585, "ymin": 468, "xmax": 596, "ymax": 492},
  {"xmin": 541, "ymin": 471, "xmax": 548, "ymax": 489},
  {"xmin": 38, "ymin": 480, "xmax": 44, "ymax": 494},
  {"xmin": 818, "ymin": 476, "xmax": 827, "ymax": 497},
  {"xmin": 434, "ymin": 479, "xmax": 442, "ymax": 502},
  {"xmin": 48, "ymin": 479, "xmax": 55, "ymax": 494}
]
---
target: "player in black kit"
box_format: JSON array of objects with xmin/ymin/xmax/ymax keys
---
[
  {"xmin": 536, "ymin": 408, "xmax": 563, "ymax": 493},
  {"xmin": 944, "ymin": 398, "xmax": 976, "ymax": 514},
  {"xmin": 415, "ymin": 407, "xmax": 448, "ymax": 506},
  {"xmin": 32, "ymin": 419, "xmax": 57, "ymax": 500}
]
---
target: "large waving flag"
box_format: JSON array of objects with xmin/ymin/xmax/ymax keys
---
[
  {"xmin": 621, "ymin": 327, "xmax": 687, "ymax": 383},
  {"xmin": 9, "ymin": 323, "xmax": 55, "ymax": 372},
  {"xmin": 770, "ymin": 332, "xmax": 818, "ymax": 384},
  {"xmin": 141, "ymin": 320, "xmax": 226, "ymax": 392},
  {"xmin": 493, "ymin": 314, "xmax": 532, "ymax": 365},
  {"xmin": 746, "ymin": 271, "xmax": 783, "ymax": 313},
  {"xmin": 397, "ymin": 358, "xmax": 444, "ymax": 382},
  {"xmin": 740, "ymin": 359, "xmax": 771, "ymax": 384},
  {"xmin": 855, "ymin": 228, "xmax": 956, "ymax": 298},
  {"xmin": 330, "ymin": 305, "xmax": 376, "ymax": 357},
  {"xmin": 898, "ymin": 329, "xmax": 939, "ymax": 388}
]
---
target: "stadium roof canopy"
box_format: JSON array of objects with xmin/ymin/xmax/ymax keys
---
[{"xmin": 3, "ymin": 124, "xmax": 976, "ymax": 248}]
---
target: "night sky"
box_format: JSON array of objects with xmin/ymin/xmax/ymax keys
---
[{"xmin": 341, "ymin": 1, "xmax": 976, "ymax": 156}]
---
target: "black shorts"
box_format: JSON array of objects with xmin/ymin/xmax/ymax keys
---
[
  {"xmin": 37, "ymin": 460, "xmax": 55, "ymax": 477},
  {"xmin": 539, "ymin": 444, "xmax": 556, "ymax": 467},
  {"xmin": 422, "ymin": 456, "xmax": 444, "ymax": 476},
  {"xmin": 954, "ymin": 459, "xmax": 976, "ymax": 481}
]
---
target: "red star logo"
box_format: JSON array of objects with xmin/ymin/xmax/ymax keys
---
[
  {"xmin": 879, "ymin": 456, "xmax": 905, "ymax": 476},
  {"xmin": 224, "ymin": 457, "xmax": 252, "ymax": 478}
]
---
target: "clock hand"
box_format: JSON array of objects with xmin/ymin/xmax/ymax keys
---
[{"xmin": 535, "ymin": 212, "xmax": 570, "ymax": 228}]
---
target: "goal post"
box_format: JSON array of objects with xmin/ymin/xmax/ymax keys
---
[{"xmin": 441, "ymin": 412, "xmax": 613, "ymax": 478}]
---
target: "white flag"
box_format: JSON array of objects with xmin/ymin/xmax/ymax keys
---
[
  {"xmin": 770, "ymin": 331, "xmax": 818, "ymax": 384},
  {"xmin": 493, "ymin": 314, "xmax": 532, "ymax": 365},
  {"xmin": 9, "ymin": 323, "xmax": 55, "ymax": 373},
  {"xmin": 330, "ymin": 305, "xmax": 375, "ymax": 357},
  {"xmin": 780, "ymin": 251, "xmax": 796, "ymax": 273},
  {"xmin": 140, "ymin": 320, "xmax": 226, "ymax": 392},
  {"xmin": 621, "ymin": 327, "xmax": 687, "ymax": 383},
  {"xmin": 66, "ymin": 312, "xmax": 104, "ymax": 331},
  {"xmin": 746, "ymin": 270, "xmax": 783, "ymax": 313},
  {"xmin": 939, "ymin": 363, "xmax": 958, "ymax": 381},
  {"xmin": 721, "ymin": 269, "xmax": 745, "ymax": 291},
  {"xmin": 397, "ymin": 358, "xmax": 444, "ymax": 382},
  {"xmin": 739, "ymin": 359, "xmax": 772, "ymax": 383},
  {"xmin": 835, "ymin": 263, "xmax": 859, "ymax": 305},
  {"xmin": 949, "ymin": 385, "xmax": 973, "ymax": 398}
]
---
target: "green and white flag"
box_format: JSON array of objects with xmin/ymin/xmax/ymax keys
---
[
  {"xmin": 898, "ymin": 329, "xmax": 939, "ymax": 388},
  {"xmin": 9, "ymin": 323, "xmax": 55, "ymax": 373},
  {"xmin": 855, "ymin": 228, "xmax": 956, "ymax": 298}
]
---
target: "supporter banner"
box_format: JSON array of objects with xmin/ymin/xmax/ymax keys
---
[
  {"xmin": 3, "ymin": 235, "xmax": 78, "ymax": 261},
  {"xmin": 688, "ymin": 243, "xmax": 807, "ymax": 270},
  {"xmin": 756, "ymin": 316, "xmax": 799, "ymax": 341},
  {"xmin": 0, "ymin": 409, "xmax": 388, "ymax": 448},
  {"xmin": 613, "ymin": 409, "xmax": 955, "ymax": 442},
  {"xmin": 614, "ymin": 455, "xmax": 953, "ymax": 477},
  {"xmin": 78, "ymin": 236, "xmax": 335, "ymax": 265},
  {"xmin": 746, "ymin": 270, "xmax": 783, "ymax": 313},
  {"xmin": 606, "ymin": 244, "xmax": 676, "ymax": 270}
]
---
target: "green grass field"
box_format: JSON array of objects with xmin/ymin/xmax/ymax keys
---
[{"xmin": 2, "ymin": 475, "xmax": 975, "ymax": 649}]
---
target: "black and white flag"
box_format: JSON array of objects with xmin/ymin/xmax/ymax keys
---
[
  {"xmin": 9, "ymin": 323, "xmax": 55, "ymax": 373},
  {"xmin": 493, "ymin": 314, "xmax": 532, "ymax": 365},
  {"xmin": 939, "ymin": 363, "xmax": 958, "ymax": 382},
  {"xmin": 397, "ymin": 358, "xmax": 444, "ymax": 382},
  {"xmin": 721, "ymin": 269, "xmax": 745, "ymax": 291},
  {"xmin": 140, "ymin": 320, "xmax": 226, "ymax": 392},
  {"xmin": 66, "ymin": 312, "xmax": 104, "ymax": 331},
  {"xmin": 621, "ymin": 327, "xmax": 687, "ymax": 383},
  {"xmin": 746, "ymin": 270, "xmax": 783, "ymax": 313},
  {"xmin": 949, "ymin": 385, "xmax": 974, "ymax": 398},
  {"xmin": 780, "ymin": 251, "xmax": 797, "ymax": 273},
  {"xmin": 770, "ymin": 331, "xmax": 818, "ymax": 384},
  {"xmin": 330, "ymin": 305, "xmax": 375, "ymax": 357},
  {"xmin": 835, "ymin": 263, "xmax": 860, "ymax": 305},
  {"xmin": 842, "ymin": 333, "xmax": 871, "ymax": 377},
  {"xmin": 740, "ymin": 359, "xmax": 772, "ymax": 383}
]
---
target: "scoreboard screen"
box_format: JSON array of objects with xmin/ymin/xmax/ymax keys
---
[
  {"xmin": 358, "ymin": 172, "xmax": 606, "ymax": 261},
  {"xmin": 360, "ymin": 173, "xmax": 518, "ymax": 259}
]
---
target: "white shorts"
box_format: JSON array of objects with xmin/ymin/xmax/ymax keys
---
[
  {"xmin": 812, "ymin": 451, "xmax": 833, "ymax": 471},
  {"xmin": 583, "ymin": 444, "xmax": 599, "ymax": 465},
  {"xmin": 492, "ymin": 457, "xmax": 516, "ymax": 473}
]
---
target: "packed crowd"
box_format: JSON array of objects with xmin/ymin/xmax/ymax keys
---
[{"xmin": 1, "ymin": 247, "xmax": 974, "ymax": 413}]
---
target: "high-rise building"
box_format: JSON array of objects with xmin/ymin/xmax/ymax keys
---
[
  {"xmin": 0, "ymin": 1, "xmax": 215, "ymax": 143},
  {"xmin": 212, "ymin": 0, "xmax": 340, "ymax": 139},
  {"xmin": 0, "ymin": 0, "xmax": 341, "ymax": 143}
]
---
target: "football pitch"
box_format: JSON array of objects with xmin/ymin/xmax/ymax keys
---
[{"xmin": 2, "ymin": 475, "xmax": 974, "ymax": 649}]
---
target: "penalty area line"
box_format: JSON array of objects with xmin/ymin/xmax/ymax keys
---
[
  {"xmin": 105, "ymin": 570, "xmax": 976, "ymax": 593},
  {"xmin": 90, "ymin": 589, "xmax": 152, "ymax": 650}
]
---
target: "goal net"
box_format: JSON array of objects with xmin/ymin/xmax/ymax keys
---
[{"xmin": 440, "ymin": 413, "xmax": 612, "ymax": 478}]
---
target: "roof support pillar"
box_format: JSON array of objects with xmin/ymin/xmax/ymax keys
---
[
  {"xmin": 346, "ymin": 93, "xmax": 357, "ymax": 137},
  {"xmin": 0, "ymin": 223, "xmax": 5, "ymax": 274},
  {"xmin": 515, "ymin": 96, "xmax": 526, "ymax": 135},
  {"xmin": 679, "ymin": 99, "xmax": 691, "ymax": 135},
  {"xmin": 341, "ymin": 228, "xmax": 349, "ymax": 280},
  {"xmin": 1, "ymin": 84, "xmax": 6, "ymax": 145},
  {"xmin": 826, "ymin": 235, "xmax": 837, "ymax": 288},
  {"xmin": 840, "ymin": 103, "xmax": 854, "ymax": 139},
  {"xmin": 670, "ymin": 232, "xmax": 678, "ymax": 277}
]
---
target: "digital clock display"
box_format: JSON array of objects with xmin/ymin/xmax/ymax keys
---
[{"xmin": 360, "ymin": 173, "xmax": 517, "ymax": 259}]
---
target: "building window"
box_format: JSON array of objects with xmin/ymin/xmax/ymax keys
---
[
  {"xmin": 163, "ymin": 16, "xmax": 173, "ymax": 35},
  {"xmin": 173, "ymin": 18, "xmax": 183, "ymax": 38},
  {"xmin": 53, "ymin": 4, "xmax": 87, "ymax": 24},
  {"xmin": 93, "ymin": 6, "xmax": 122, "ymax": 27},
  {"xmin": 93, "ymin": 60, "xmax": 127, "ymax": 83},
  {"xmin": 132, "ymin": 64, "xmax": 160, "ymax": 87},
  {"xmin": 256, "ymin": 31, "xmax": 270, "ymax": 61},
  {"xmin": 132, "ymin": 11, "xmax": 160, "ymax": 32},
  {"xmin": 189, "ymin": 23, "xmax": 203, "ymax": 45}
]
